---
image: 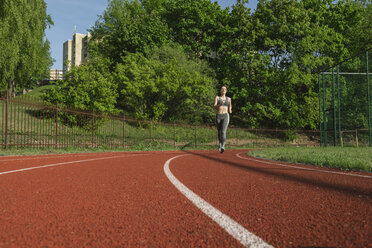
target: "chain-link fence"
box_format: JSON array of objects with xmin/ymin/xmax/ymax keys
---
[{"xmin": 319, "ymin": 49, "xmax": 371, "ymax": 147}]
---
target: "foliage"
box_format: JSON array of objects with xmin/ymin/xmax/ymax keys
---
[
  {"xmin": 114, "ymin": 44, "xmax": 216, "ymax": 123},
  {"xmin": 245, "ymin": 0, "xmax": 369, "ymax": 129},
  {"xmin": 213, "ymin": 0, "xmax": 269, "ymax": 128},
  {"xmin": 42, "ymin": 57, "xmax": 117, "ymax": 114},
  {"xmin": 0, "ymin": 0, "xmax": 53, "ymax": 93},
  {"xmin": 89, "ymin": 0, "xmax": 170, "ymax": 64},
  {"xmin": 162, "ymin": 0, "xmax": 229, "ymax": 58},
  {"xmin": 46, "ymin": 0, "xmax": 370, "ymax": 129}
]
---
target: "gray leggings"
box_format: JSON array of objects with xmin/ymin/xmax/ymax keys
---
[{"xmin": 216, "ymin": 113, "xmax": 229, "ymax": 149}]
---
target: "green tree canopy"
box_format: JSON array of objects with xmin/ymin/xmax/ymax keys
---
[
  {"xmin": 0, "ymin": 0, "xmax": 53, "ymax": 94},
  {"xmin": 43, "ymin": 57, "xmax": 117, "ymax": 114},
  {"xmin": 114, "ymin": 44, "xmax": 216, "ymax": 123},
  {"xmin": 90, "ymin": 0, "xmax": 170, "ymax": 64},
  {"xmin": 162, "ymin": 0, "xmax": 229, "ymax": 58},
  {"xmin": 242, "ymin": 0, "xmax": 370, "ymax": 129},
  {"xmin": 44, "ymin": 0, "xmax": 371, "ymax": 130}
]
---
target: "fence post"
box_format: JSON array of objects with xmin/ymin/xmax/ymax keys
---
[
  {"xmin": 337, "ymin": 65, "xmax": 342, "ymax": 146},
  {"xmin": 366, "ymin": 50, "xmax": 371, "ymax": 146},
  {"xmin": 275, "ymin": 128, "xmax": 278, "ymax": 146},
  {"xmin": 55, "ymin": 103, "xmax": 58, "ymax": 149},
  {"xmin": 4, "ymin": 92, "xmax": 8, "ymax": 149},
  {"xmin": 322, "ymin": 73, "xmax": 328, "ymax": 147},
  {"xmin": 319, "ymin": 74, "xmax": 322, "ymax": 147},
  {"xmin": 150, "ymin": 119, "xmax": 152, "ymax": 141},
  {"xmin": 236, "ymin": 128, "xmax": 238, "ymax": 146},
  {"xmin": 123, "ymin": 115, "xmax": 126, "ymax": 149},
  {"xmin": 332, "ymin": 68, "xmax": 337, "ymax": 146},
  {"xmin": 91, "ymin": 110, "xmax": 95, "ymax": 148},
  {"xmin": 173, "ymin": 121, "xmax": 176, "ymax": 148},
  {"xmin": 194, "ymin": 125, "xmax": 197, "ymax": 148}
]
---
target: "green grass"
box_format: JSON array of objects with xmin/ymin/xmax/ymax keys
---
[
  {"xmin": 248, "ymin": 146, "xmax": 372, "ymax": 172},
  {"xmin": 0, "ymin": 143, "xmax": 228, "ymax": 157}
]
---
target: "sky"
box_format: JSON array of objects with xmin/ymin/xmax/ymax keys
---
[{"xmin": 44, "ymin": 0, "xmax": 259, "ymax": 70}]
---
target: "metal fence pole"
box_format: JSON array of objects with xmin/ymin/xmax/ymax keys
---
[
  {"xmin": 150, "ymin": 119, "xmax": 152, "ymax": 141},
  {"xmin": 337, "ymin": 65, "xmax": 341, "ymax": 145},
  {"xmin": 194, "ymin": 125, "xmax": 197, "ymax": 148},
  {"xmin": 318, "ymin": 74, "xmax": 322, "ymax": 146},
  {"xmin": 366, "ymin": 50, "xmax": 371, "ymax": 146},
  {"xmin": 332, "ymin": 68, "xmax": 337, "ymax": 146},
  {"xmin": 55, "ymin": 103, "xmax": 58, "ymax": 149},
  {"xmin": 236, "ymin": 128, "xmax": 238, "ymax": 146},
  {"xmin": 91, "ymin": 110, "xmax": 95, "ymax": 148},
  {"xmin": 123, "ymin": 115, "xmax": 125, "ymax": 149},
  {"xmin": 322, "ymin": 73, "xmax": 327, "ymax": 147},
  {"xmin": 4, "ymin": 92, "xmax": 8, "ymax": 149},
  {"xmin": 173, "ymin": 121, "xmax": 176, "ymax": 148}
]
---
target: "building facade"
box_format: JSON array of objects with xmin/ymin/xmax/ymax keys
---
[
  {"xmin": 49, "ymin": 69, "xmax": 64, "ymax": 81},
  {"xmin": 63, "ymin": 32, "xmax": 91, "ymax": 72}
]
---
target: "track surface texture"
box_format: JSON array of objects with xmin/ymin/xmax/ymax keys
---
[{"xmin": 0, "ymin": 149, "xmax": 371, "ymax": 247}]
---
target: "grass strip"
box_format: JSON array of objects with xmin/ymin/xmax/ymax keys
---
[
  {"xmin": 0, "ymin": 144, "xmax": 226, "ymax": 157},
  {"xmin": 248, "ymin": 147, "xmax": 372, "ymax": 172}
]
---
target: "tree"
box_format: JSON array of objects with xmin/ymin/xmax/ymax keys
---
[
  {"xmin": 0, "ymin": 0, "xmax": 53, "ymax": 95},
  {"xmin": 114, "ymin": 44, "xmax": 216, "ymax": 123},
  {"xmin": 42, "ymin": 57, "xmax": 117, "ymax": 114},
  {"xmin": 248, "ymin": 0, "xmax": 370, "ymax": 129},
  {"xmin": 162, "ymin": 0, "xmax": 228, "ymax": 58},
  {"xmin": 212, "ymin": 0, "xmax": 267, "ymax": 127},
  {"xmin": 89, "ymin": 0, "xmax": 170, "ymax": 64}
]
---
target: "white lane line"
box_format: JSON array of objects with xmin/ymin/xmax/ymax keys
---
[
  {"xmin": 236, "ymin": 153, "xmax": 372, "ymax": 179},
  {"xmin": 164, "ymin": 155, "xmax": 273, "ymax": 248},
  {"xmin": 0, "ymin": 154, "xmax": 149, "ymax": 176}
]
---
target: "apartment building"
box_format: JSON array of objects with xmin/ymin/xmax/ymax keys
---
[
  {"xmin": 63, "ymin": 32, "xmax": 91, "ymax": 72},
  {"xmin": 49, "ymin": 69, "xmax": 64, "ymax": 81}
]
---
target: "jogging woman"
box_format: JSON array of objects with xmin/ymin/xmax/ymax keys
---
[{"xmin": 213, "ymin": 85, "xmax": 232, "ymax": 153}]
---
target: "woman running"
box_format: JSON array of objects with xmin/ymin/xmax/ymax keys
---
[{"xmin": 213, "ymin": 85, "xmax": 232, "ymax": 153}]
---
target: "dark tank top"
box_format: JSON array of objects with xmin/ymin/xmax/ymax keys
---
[{"xmin": 218, "ymin": 96, "xmax": 229, "ymax": 107}]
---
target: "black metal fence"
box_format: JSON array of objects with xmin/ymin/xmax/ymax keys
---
[{"xmin": 0, "ymin": 95, "xmax": 320, "ymax": 150}]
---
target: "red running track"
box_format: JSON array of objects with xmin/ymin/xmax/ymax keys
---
[{"xmin": 0, "ymin": 150, "xmax": 371, "ymax": 247}]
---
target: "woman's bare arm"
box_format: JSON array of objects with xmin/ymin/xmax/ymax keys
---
[
  {"xmin": 213, "ymin": 96, "xmax": 219, "ymax": 109},
  {"xmin": 228, "ymin": 98, "xmax": 232, "ymax": 114}
]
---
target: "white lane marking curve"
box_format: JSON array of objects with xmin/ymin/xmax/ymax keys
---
[
  {"xmin": 0, "ymin": 154, "xmax": 149, "ymax": 176},
  {"xmin": 236, "ymin": 153, "xmax": 372, "ymax": 179},
  {"xmin": 164, "ymin": 155, "xmax": 273, "ymax": 248}
]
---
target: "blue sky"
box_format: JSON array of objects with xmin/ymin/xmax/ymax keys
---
[{"xmin": 44, "ymin": 0, "xmax": 258, "ymax": 70}]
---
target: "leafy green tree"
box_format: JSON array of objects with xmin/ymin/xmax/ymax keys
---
[
  {"xmin": 114, "ymin": 44, "xmax": 216, "ymax": 123},
  {"xmin": 162, "ymin": 0, "xmax": 228, "ymax": 58},
  {"xmin": 0, "ymin": 0, "xmax": 53, "ymax": 95},
  {"xmin": 301, "ymin": 0, "xmax": 369, "ymax": 64},
  {"xmin": 246, "ymin": 0, "xmax": 369, "ymax": 129},
  {"xmin": 212, "ymin": 0, "xmax": 268, "ymax": 127},
  {"xmin": 90, "ymin": 0, "xmax": 170, "ymax": 64},
  {"xmin": 42, "ymin": 57, "xmax": 117, "ymax": 114},
  {"xmin": 46, "ymin": 0, "xmax": 371, "ymax": 130}
]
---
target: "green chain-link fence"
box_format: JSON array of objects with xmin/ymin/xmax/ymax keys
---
[{"xmin": 319, "ymin": 49, "xmax": 371, "ymax": 147}]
